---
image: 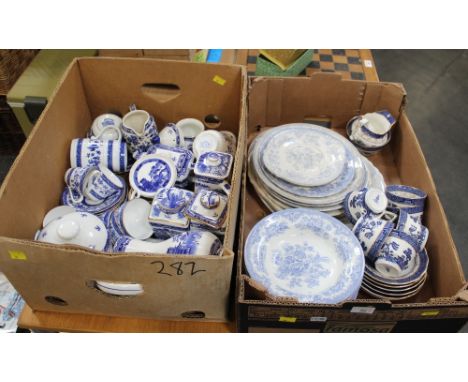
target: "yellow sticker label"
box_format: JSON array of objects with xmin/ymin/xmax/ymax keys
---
[
  {"xmin": 9, "ymin": 250, "xmax": 27, "ymax": 260},
  {"xmin": 279, "ymin": 316, "xmax": 297, "ymax": 323},
  {"xmin": 212, "ymin": 75, "xmax": 226, "ymax": 86},
  {"xmin": 421, "ymin": 310, "xmax": 439, "ymax": 317}
]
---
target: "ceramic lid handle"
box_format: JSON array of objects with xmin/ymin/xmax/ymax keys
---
[{"xmin": 57, "ymin": 220, "xmax": 80, "ymax": 240}]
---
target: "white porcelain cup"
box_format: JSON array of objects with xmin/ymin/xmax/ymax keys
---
[
  {"xmin": 64, "ymin": 166, "xmax": 98, "ymax": 203},
  {"xmin": 159, "ymin": 123, "xmax": 184, "ymax": 147},
  {"xmin": 396, "ymin": 210, "xmax": 429, "ymax": 252},
  {"xmin": 193, "ymin": 130, "xmax": 228, "ymax": 158},
  {"xmin": 113, "ymin": 198, "xmax": 153, "ymax": 240},
  {"xmin": 353, "ymin": 214, "xmax": 394, "ymax": 263},
  {"xmin": 70, "ymin": 138, "xmax": 128, "ymax": 173},
  {"xmin": 90, "ymin": 113, "xmax": 123, "ymax": 140},
  {"xmin": 176, "ymin": 118, "xmax": 205, "ymax": 150}
]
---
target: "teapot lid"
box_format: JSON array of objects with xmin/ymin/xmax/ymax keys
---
[{"xmin": 156, "ymin": 187, "xmax": 189, "ymax": 214}]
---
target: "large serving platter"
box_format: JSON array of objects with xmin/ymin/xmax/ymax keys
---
[{"xmin": 244, "ymin": 208, "xmax": 365, "ymax": 303}]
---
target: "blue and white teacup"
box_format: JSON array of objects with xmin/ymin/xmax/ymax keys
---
[
  {"xmin": 374, "ymin": 230, "xmax": 419, "ymax": 278},
  {"xmin": 159, "ymin": 123, "xmax": 184, "ymax": 148},
  {"xmin": 121, "ymin": 105, "xmax": 160, "ymax": 154},
  {"xmin": 175, "ymin": 118, "xmax": 205, "ymax": 150},
  {"xmin": 344, "ymin": 187, "xmax": 388, "ymax": 224},
  {"xmin": 83, "ymin": 165, "xmax": 124, "ymax": 203},
  {"xmin": 353, "ymin": 214, "xmax": 394, "ymax": 263},
  {"xmin": 89, "ymin": 113, "xmax": 122, "ymax": 141},
  {"xmin": 64, "ymin": 166, "xmax": 98, "ymax": 203},
  {"xmin": 386, "ymin": 185, "xmax": 427, "ymax": 208},
  {"xmin": 396, "ymin": 210, "xmax": 429, "ymax": 252},
  {"xmin": 70, "ymin": 138, "xmax": 128, "ymax": 173}
]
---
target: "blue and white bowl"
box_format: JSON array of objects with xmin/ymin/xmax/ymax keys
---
[{"xmin": 386, "ymin": 185, "xmax": 427, "ymax": 208}]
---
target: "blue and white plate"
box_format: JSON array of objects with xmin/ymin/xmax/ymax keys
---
[
  {"xmin": 261, "ymin": 125, "xmax": 346, "ymax": 187},
  {"xmin": 129, "ymin": 154, "xmax": 177, "ymax": 198},
  {"xmin": 244, "ymin": 208, "xmax": 364, "ymax": 303},
  {"xmin": 61, "ymin": 177, "xmax": 127, "ymax": 215}
]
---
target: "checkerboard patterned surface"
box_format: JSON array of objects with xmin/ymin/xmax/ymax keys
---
[{"xmin": 247, "ymin": 49, "xmax": 368, "ymax": 80}]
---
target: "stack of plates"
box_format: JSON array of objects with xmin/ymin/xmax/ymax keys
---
[
  {"xmin": 244, "ymin": 208, "xmax": 365, "ymax": 303},
  {"xmin": 361, "ymin": 249, "xmax": 429, "ymax": 300},
  {"xmin": 248, "ymin": 123, "xmax": 385, "ymax": 217}
]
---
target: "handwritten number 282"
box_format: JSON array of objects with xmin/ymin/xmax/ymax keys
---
[{"xmin": 150, "ymin": 260, "xmax": 206, "ymax": 276}]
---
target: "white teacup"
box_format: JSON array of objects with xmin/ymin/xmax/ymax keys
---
[
  {"xmin": 83, "ymin": 165, "xmax": 124, "ymax": 203},
  {"xmin": 64, "ymin": 166, "xmax": 98, "ymax": 203},
  {"xmin": 396, "ymin": 210, "xmax": 429, "ymax": 252},
  {"xmin": 374, "ymin": 230, "xmax": 419, "ymax": 278},
  {"xmin": 159, "ymin": 123, "xmax": 184, "ymax": 147},
  {"xmin": 353, "ymin": 214, "xmax": 394, "ymax": 263},
  {"xmin": 90, "ymin": 113, "xmax": 122, "ymax": 140},
  {"xmin": 176, "ymin": 118, "xmax": 205, "ymax": 150}
]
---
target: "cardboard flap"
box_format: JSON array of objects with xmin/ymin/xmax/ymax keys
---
[{"xmin": 77, "ymin": 57, "xmax": 244, "ymax": 130}]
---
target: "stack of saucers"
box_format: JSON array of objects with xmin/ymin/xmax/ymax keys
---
[{"xmin": 248, "ymin": 123, "xmax": 385, "ymax": 217}]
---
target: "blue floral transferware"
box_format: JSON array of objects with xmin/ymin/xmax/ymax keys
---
[
  {"xmin": 135, "ymin": 144, "xmax": 194, "ymax": 182},
  {"xmin": 129, "ymin": 154, "xmax": 177, "ymax": 198},
  {"xmin": 244, "ymin": 208, "xmax": 364, "ymax": 304},
  {"xmin": 374, "ymin": 230, "xmax": 419, "ymax": 278},
  {"xmin": 121, "ymin": 106, "xmax": 160, "ymax": 154},
  {"xmin": 194, "ymin": 151, "xmax": 233, "ymax": 181},
  {"xmin": 185, "ymin": 189, "xmax": 228, "ymax": 229},
  {"xmin": 149, "ymin": 187, "xmax": 193, "ymax": 229},
  {"xmin": 261, "ymin": 124, "xmax": 346, "ymax": 187},
  {"xmin": 385, "ymin": 184, "xmax": 427, "ymax": 208},
  {"xmin": 395, "ymin": 210, "xmax": 429, "ymax": 253},
  {"xmin": 61, "ymin": 178, "xmax": 127, "ymax": 215},
  {"xmin": 353, "ymin": 214, "xmax": 394, "ymax": 262}
]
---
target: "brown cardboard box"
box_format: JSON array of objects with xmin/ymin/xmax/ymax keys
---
[
  {"xmin": 0, "ymin": 57, "xmax": 247, "ymax": 322},
  {"xmin": 237, "ymin": 74, "xmax": 468, "ymax": 332}
]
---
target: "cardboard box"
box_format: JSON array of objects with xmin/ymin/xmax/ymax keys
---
[
  {"xmin": 237, "ymin": 74, "xmax": 468, "ymax": 332},
  {"xmin": 0, "ymin": 57, "xmax": 247, "ymax": 322}
]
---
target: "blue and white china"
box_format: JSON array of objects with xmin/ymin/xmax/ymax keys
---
[
  {"xmin": 148, "ymin": 187, "xmax": 193, "ymax": 230},
  {"xmin": 353, "ymin": 214, "xmax": 394, "ymax": 262},
  {"xmin": 374, "ymin": 230, "xmax": 419, "ymax": 278},
  {"xmin": 396, "ymin": 210, "xmax": 429, "ymax": 252},
  {"xmin": 244, "ymin": 208, "xmax": 364, "ymax": 304},
  {"xmin": 129, "ymin": 154, "xmax": 177, "ymax": 199},
  {"xmin": 195, "ymin": 151, "xmax": 233, "ymax": 181},
  {"xmin": 113, "ymin": 198, "xmax": 153, "ymax": 240},
  {"xmin": 42, "ymin": 205, "xmax": 76, "ymax": 228},
  {"xmin": 193, "ymin": 130, "xmax": 228, "ymax": 158},
  {"xmin": 185, "ymin": 189, "xmax": 228, "ymax": 229},
  {"xmin": 158, "ymin": 123, "xmax": 184, "ymax": 148},
  {"xmin": 113, "ymin": 231, "xmax": 222, "ymax": 257},
  {"xmin": 64, "ymin": 166, "xmax": 99, "ymax": 203},
  {"xmin": 70, "ymin": 138, "xmax": 128, "ymax": 173},
  {"xmin": 95, "ymin": 281, "xmax": 144, "ymax": 296},
  {"xmin": 361, "ymin": 275, "xmax": 427, "ymax": 300},
  {"xmin": 364, "ymin": 249, "xmax": 429, "ymax": 286},
  {"xmin": 386, "ymin": 184, "xmax": 427, "ymax": 208},
  {"xmin": 90, "ymin": 113, "xmax": 123, "ymax": 141},
  {"xmin": 61, "ymin": 177, "xmax": 127, "ymax": 215},
  {"xmin": 193, "ymin": 177, "xmax": 232, "ymax": 195},
  {"xmin": 343, "ymin": 187, "xmax": 388, "ymax": 224},
  {"xmin": 221, "ymin": 130, "xmax": 237, "ymax": 157},
  {"xmin": 37, "ymin": 211, "xmax": 108, "ymax": 251},
  {"xmin": 135, "ymin": 144, "xmax": 194, "ymax": 183},
  {"xmin": 262, "ymin": 124, "xmax": 346, "ymax": 187},
  {"xmin": 83, "ymin": 165, "xmax": 124, "ymax": 203},
  {"xmin": 121, "ymin": 106, "xmax": 160, "ymax": 154},
  {"xmin": 175, "ymin": 118, "xmax": 205, "ymax": 150}
]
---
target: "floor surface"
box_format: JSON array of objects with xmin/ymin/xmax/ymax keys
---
[{"xmin": 373, "ymin": 50, "xmax": 468, "ymax": 273}]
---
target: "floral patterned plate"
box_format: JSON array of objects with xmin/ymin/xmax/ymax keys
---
[
  {"xmin": 262, "ymin": 124, "xmax": 347, "ymax": 187},
  {"xmin": 244, "ymin": 208, "xmax": 364, "ymax": 303}
]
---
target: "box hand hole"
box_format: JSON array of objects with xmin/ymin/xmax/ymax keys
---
[
  {"xmin": 86, "ymin": 280, "xmax": 144, "ymax": 298},
  {"xmin": 204, "ymin": 114, "xmax": 221, "ymax": 129},
  {"xmin": 181, "ymin": 311, "xmax": 206, "ymax": 319},
  {"xmin": 141, "ymin": 83, "xmax": 181, "ymax": 103},
  {"xmin": 44, "ymin": 296, "xmax": 68, "ymax": 306}
]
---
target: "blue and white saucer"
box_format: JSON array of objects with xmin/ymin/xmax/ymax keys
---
[
  {"xmin": 61, "ymin": 177, "xmax": 127, "ymax": 215},
  {"xmin": 129, "ymin": 154, "xmax": 177, "ymax": 198},
  {"xmin": 244, "ymin": 208, "xmax": 364, "ymax": 304}
]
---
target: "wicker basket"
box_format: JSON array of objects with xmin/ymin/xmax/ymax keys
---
[{"xmin": 0, "ymin": 49, "xmax": 39, "ymax": 95}]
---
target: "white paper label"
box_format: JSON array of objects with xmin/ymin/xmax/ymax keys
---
[
  {"xmin": 309, "ymin": 316, "xmax": 328, "ymax": 322},
  {"xmin": 350, "ymin": 306, "xmax": 376, "ymax": 315},
  {"xmin": 364, "ymin": 59, "xmax": 373, "ymax": 68}
]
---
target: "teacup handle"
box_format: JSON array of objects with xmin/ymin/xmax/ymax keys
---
[
  {"xmin": 128, "ymin": 188, "xmax": 141, "ymax": 200},
  {"xmin": 219, "ymin": 181, "xmax": 231, "ymax": 196},
  {"xmin": 94, "ymin": 126, "xmax": 122, "ymax": 141},
  {"xmin": 129, "ymin": 104, "xmax": 137, "ymax": 112},
  {"xmin": 68, "ymin": 188, "xmax": 84, "ymax": 204}
]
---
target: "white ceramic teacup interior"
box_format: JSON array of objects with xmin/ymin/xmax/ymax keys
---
[
  {"xmin": 176, "ymin": 118, "xmax": 205, "ymax": 139},
  {"xmin": 362, "ymin": 113, "xmax": 392, "ymax": 135},
  {"xmin": 122, "ymin": 198, "xmax": 153, "ymax": 240},
  {"xmin": 123, "ymin": 110, "xmax": 150, "ymax": 135}
]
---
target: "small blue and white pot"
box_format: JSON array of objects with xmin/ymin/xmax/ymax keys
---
[
  {"xmin": 158, "ymin": 123, "xmax": 184, "ymax": 148},
  {"xmin": 175, "ymin": 118, "xmax": 205, "ymax": 150},
  {"xmin": 353, "ymin": 214, "xmax": 394, "ymax": 263},
  {"xmin": 83, "ymin": 165, "xmax": 124, "ymax": 203},
  {"xmin": 396, "ymin": 210, "xmax": 429, "ymax": 252},
  {"xmin": 386, "ymin": 185, "xmax": 427, "ymax": 208},
  {"xmin": 121, "ymin": 105, "xmax": 160, "ymax": 154},
  {"xmin": 343, "ymin": 187, "xmax": 388, "ymax": 224},
  {"xmin": 374, "ymin": 230, "xmax": 419, "ymax": 278}
]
